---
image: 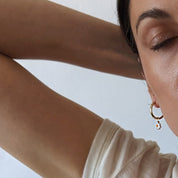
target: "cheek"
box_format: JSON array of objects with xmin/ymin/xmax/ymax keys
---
[
  {"xmin": 138, "ymin": 48, "xmax": 178, "ymax": 136},
  {"xmin": 139, "ymin": 47, "xmax": 178, "ymax": 99}
]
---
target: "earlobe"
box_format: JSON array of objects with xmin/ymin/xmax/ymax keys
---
[
  {"xmin": 138, "ymin": 56, "xmax": 160, "ymax": 108},
  {"xmin": 148, "ymin": 85, "xmax": 160, "ymax": 108}
]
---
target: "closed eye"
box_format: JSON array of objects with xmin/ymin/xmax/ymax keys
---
[{"xmin": 151, "ymin": 36, "xmax": 178, "ymax": 51}]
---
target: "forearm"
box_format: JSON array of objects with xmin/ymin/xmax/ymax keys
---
[{"xmin": 0, "ymin": 0, "xmax": 142, "ymax": 79}]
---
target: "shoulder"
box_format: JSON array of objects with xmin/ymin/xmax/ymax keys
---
[{"xmin": 83, "ymin": 119, "xmax": 177, "ymax": 178}]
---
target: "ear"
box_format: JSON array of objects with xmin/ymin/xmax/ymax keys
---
[
  {"xmin": 147, "ymin": 85, "xmax": 160, "ymax": 108},
  {"xmin": 138, "ymin": 56, "xmax": 160, "ymax": 108}
]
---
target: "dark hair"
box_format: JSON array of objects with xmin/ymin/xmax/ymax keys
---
[{"xmin": 117, "ymin": 0, "xmax": 138, "ymax": 54}]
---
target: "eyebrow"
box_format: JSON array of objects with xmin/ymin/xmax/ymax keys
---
[{"xmin": 136, "ymin": 8, "xmax": 171, "ymax": 33}]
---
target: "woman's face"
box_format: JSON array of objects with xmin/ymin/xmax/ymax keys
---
[{"xmin": 129, "ymin": 0, "xmax": 178, "ymax": 136}]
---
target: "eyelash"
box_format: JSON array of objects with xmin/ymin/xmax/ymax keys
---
[{"xmin": 151, "ymin": 36, "xmax": 178, "ymax": 51}]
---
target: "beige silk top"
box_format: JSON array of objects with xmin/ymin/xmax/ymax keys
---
[{"xmin": 82, "ymin": 119, "xmax": 178, "ymax": 178}]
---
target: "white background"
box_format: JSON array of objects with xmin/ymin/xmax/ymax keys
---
[{"xmin": 0, "ymin": 0, "xmax": 177, "ymax": 177}]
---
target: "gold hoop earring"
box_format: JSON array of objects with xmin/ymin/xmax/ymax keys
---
[{"xmin": 150, "ymin": 103, "xmax": 163, "ymax": 130}]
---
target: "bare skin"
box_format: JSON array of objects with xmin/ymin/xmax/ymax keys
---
[
  {"xmin": 0, "ymin": 54, "xmax": 103, "ymax": 178},
  {"xmin": 130, "ymin": 0, "xmax": 178, "ymax": 136},
  {"xmin": 0, "ymin": 0, "xmax": 142, "ymax": 178},
  {"xmin": 0, "ymin": 0, "xmax": 142, "ymax": 79}
]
